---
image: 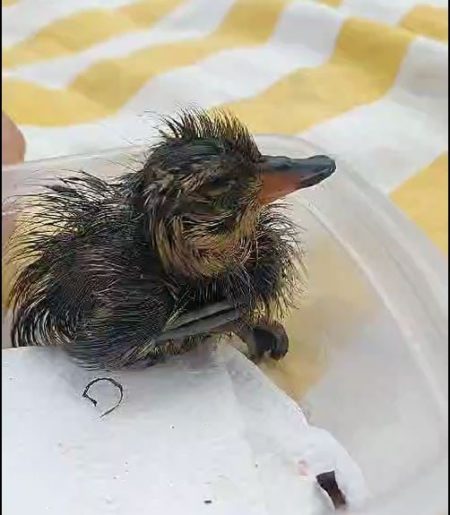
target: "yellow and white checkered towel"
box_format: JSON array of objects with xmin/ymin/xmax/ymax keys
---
[{"xmin": 2, "ymin": 0, "xmax": 448, "ymax": 252}]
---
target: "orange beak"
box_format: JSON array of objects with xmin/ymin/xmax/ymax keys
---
[{"xmin": 258, "ymin": 155, "xmax": 336, "ymax": 205}]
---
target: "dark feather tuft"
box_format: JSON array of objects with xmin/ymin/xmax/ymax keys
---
[{"xmin": 159, "ymin": 108, "xmax": 261, "ymax": 162}]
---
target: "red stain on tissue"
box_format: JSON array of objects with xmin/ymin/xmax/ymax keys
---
[{"xmin": 297, "ymin": 460, "xmax": 311, "ymax": 477}]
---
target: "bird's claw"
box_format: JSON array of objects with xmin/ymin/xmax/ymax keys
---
[
  {"xmin": 237, "ymin": 321, "xmax": 289, "ymax": 362},
  {"xmin": 254, "ymin": 320, "xmax": 289, "ymax": 360}
]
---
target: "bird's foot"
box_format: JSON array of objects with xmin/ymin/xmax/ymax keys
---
[{"xmin": 237, "ymin": 321, "xmax": 289, "ymax": 362}]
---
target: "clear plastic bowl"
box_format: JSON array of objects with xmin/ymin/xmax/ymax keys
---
[{"xmin": 2, "ymin": 135, "xmax": 448, "ymax": 515}]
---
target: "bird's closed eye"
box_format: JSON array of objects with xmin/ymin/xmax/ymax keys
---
[{"xmin": 201, "ymin": 177, "xmax": 232, "ymax": 196}]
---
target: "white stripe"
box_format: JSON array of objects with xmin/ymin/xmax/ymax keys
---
[
  {"xmin": 21, "ymin": 2, "xmax": 345, "ymax": 159},
  {"xmin": 2, "ymin": 0, "xmax": 136, "ymax": 48},
  {"xmin": 300, "ymin": 37, "xmax": 448, "ymax": 193},
  {"xmin": 338, "ymin": 0, "xmax": 449, "ymax": 25},
  {"xmin": 7, "ymin": 0, "xmax": 235, "ymax": 88}
]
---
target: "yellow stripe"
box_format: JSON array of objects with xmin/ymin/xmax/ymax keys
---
[
  {"xmin": 220, "ymin": 18, "xmax": 413, "ymax": 134},
  {"xmin": 400, "ymin": 5, "xmax": 448, "ymax": 42},
  {"xmin": 2, "ymin": 0, "xmax": 292, "ymax": 126},
  {"xmin": 312, "ymin": 0, "xmax": 448, "ymax": 42},
  {"xmin": 317, "ymin": 0, "xmax": 343, "ymax": 7},
  {"xmin": 2, "ymin": 0, "xmax": 17, "ymax": 6},
  {"xmin": 391, "ymin": 154, "xmax": 448, "ymax": 254},
  {"xmin": 2, "ymin": 0, "xmax": 183, "ymax": 69}
]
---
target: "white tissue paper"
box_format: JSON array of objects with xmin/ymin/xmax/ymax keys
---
[{"xmin": 2, "ymin": 342, "xmax": 368, "ymax": 515}]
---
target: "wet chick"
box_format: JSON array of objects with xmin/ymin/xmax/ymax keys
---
[{"xmin": 6, "ymin": 109, "xmax": 335, "ymax": 370}]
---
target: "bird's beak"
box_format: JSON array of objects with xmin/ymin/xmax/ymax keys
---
[{"xmin": 258, "ymin": 154, "xmax": 336, "ymax": 205}]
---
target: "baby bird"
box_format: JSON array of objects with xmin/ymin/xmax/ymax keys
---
[{"xmin": 6, "ymin": 110, "xmax": 335, "ymax": 370}]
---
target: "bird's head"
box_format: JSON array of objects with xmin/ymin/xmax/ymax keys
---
[{"xmin": 127, "ymin": 110, "xmax": 336, "ymax": 278}]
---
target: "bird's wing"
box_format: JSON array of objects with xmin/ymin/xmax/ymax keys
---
[{"xmin": 155, "ymin": 300, "xmax": 243, "ymax": 342}]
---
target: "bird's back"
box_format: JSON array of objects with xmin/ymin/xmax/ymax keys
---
[{"xmin": 9, "ymin": 174, "xmax": 175, "ymax": 369}]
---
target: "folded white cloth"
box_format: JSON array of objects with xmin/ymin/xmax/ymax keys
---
[{"xmin": 2, "ymin": 341, "xmax": 367, "ymax": 514}]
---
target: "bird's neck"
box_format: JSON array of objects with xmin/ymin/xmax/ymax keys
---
[{"xmin": 152, "ymin": 213, "xmax": 258, "ymax": 279}]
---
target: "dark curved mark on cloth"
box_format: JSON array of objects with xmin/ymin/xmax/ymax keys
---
[
  {"xmin": 316, "ymin": 471, "xmax": 347, "ymax": 510},
  {"xmin": 82, "ymin": 377, "xmax": 124, "ymax": 418}
]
